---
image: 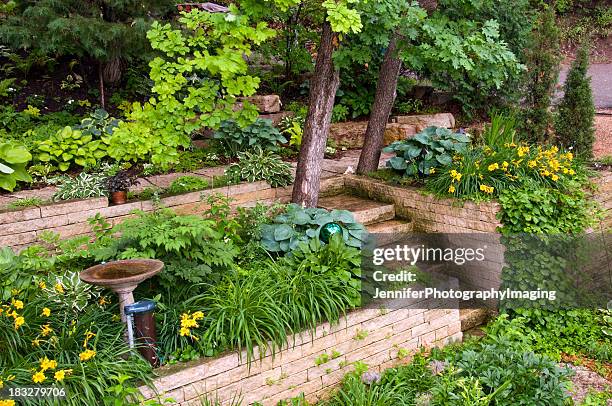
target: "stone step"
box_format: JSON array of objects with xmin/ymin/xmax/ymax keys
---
[
  {"xmin": 366, "ymin": 219, "xmax": 414, "ymax": 246},
  {"xmin": 318, "ymin": 194, "xmax": 395, "ymax": 225},
  {"xmin": 459, "ymin": 308, "xmax": 490, "ymax": 332}
]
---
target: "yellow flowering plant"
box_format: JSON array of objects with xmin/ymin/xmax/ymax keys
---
[{"xmin": 426, "ymin": 141, "xmax": 580, "ymax": 199}]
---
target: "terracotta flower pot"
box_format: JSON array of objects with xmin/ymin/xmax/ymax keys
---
[{"xmin": 110, "ymin": 191, "xmax": 128, "ymax": 205}]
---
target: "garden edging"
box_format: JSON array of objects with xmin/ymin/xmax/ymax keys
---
[
  {"xmin": 138, "ymin": 289, "xmax": 462, "ymax": 405},
  {"xmin": 0, "ymin": 177, "xmax": 345, "ymax": 250}
]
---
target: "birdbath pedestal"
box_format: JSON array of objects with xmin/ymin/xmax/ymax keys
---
[{"xmin": 80, "ymin": 259, "xmax": 164, "ymax": 322}]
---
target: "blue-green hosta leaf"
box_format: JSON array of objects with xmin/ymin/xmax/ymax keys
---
[
  {"xmin": 436, "ymin": 154, "xmax": 452, "ymax": 165},
  {"xmin": 413, "ymin": 132, "xmax": 431, "ymax": 145},
  {"xmin": 348, "ymin": 227, "xmax": 364, "ymax": 240},
  {"xmin": 274, "ymin": 224, "xmax": 294, "ymax": 241},
  {"xmin": 406, "ymin": 164, "xmax": 418, "ymax": 176},
  {"xmin": 261, "ymin": 238, "xmax": 281, "ymax": 252},
  {"xmin": 313, "ymin": 214, "xmax": 334, "ymax": 226},
  {"xmin": 388, "ymin": 156, "xmax": 408, "ymax": 170},
  {"xmin": 331, "ymin": 209, "xmax": 355, "ymax": 224},
  {"xmin": 305, "ymin": 228, "xmax": 318, "ymax": 238},
  {"xmin": 279, "ymin": 239, "xmax": 290, "ymax": 252},
  {"xmin": 404, "ymin": 144, "xmax": 422, "ymax": 159},
  {"xmin": 451, "ymin": 133, "xmax": 470, "ymax": 143},
  {"xmin": 290, "ymin": 210, "xmax": 311, "ymax": 225},
  {"xmin": 346, "ymin": 237, "xmax": 362, "ymax": 248}
]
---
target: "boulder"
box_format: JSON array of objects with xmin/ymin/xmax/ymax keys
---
[
  {"xmin": 390, "ymin": 113, "xmax": 455, "ymax": 131},
  {"xmin": 241, "ymin": 95, "xmax": 281, "ymax": 113},
  {"xmin": 383, "ymin": 123, "xmax": 417, "ymax": 145}
]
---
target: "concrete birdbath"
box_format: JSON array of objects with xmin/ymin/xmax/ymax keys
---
[{"xmin": 80, "ymin": 259, "xmax": 164, "ymax": 322}]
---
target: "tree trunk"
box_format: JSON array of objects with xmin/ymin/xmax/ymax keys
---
[
  {"xmin": 356, "ymin": 34, "xmax": 402, "ymax": 175},
  {"xmin": 98, "ymin": 62, "xmax": 106, "ymax": 109},
  {"xmin": 291, "ymin": 22, "xmax": 339, "ymax": 207}
]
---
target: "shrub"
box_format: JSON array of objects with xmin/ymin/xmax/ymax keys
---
[
  {"xmin": 166, "ymin": 175, "xmax": 209, "ymax": 195},
  {"xmin": 383, "ymin": 127, "xmax": 470, "ymax": 177},
  {"xmin": 521, "ymin": 7, "xmax": 562, "ymax": 143},
  {"xmin": 497, "ymin": 182, "xmax": 598, "ymax": 234},
  {"xmin": 213, "ymin": 119, "xmax": 287, "ymax": 157},
  {"xmin": 51, "ymin": 172, "xmax": 108, "ymax": 201},
  {"xmin": 36, "ymin": 126, "xmax": 109, "ymax": 171},
  {"xmin": 555, "ymin": 43, "xmax": 595, "ymax": 158},
  {"xmin": 444, "ymin": 340, "xmax": 572, "ymax": 405},
  {"xmin": 106, "ymin": 102, "xmax": 186, "ymax": 167},
  {"xmin": 260, "ymin": 204, "xmax": 366, "ymax": 254},
  {"xmin": 99, "ymin": 210, "xmax": 238, "ymax": 289},
  {"xmin": 0, "ymin": 141, "xmax": 32, "ymax": 191},
  {"xmin": 225, "ymin": 148, "xmax": 293, "ymax": 187}
]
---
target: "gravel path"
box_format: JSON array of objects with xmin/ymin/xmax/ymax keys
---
[
  {"xmin": 595, "ymin": 114, "xmax": 612, "ymax": 158},
  {"xmin": 562, "ymin": 363, "xmax": 612, "ymax": 405}
]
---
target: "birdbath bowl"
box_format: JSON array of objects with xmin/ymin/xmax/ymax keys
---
[{"xmin": 80, "ymin": 259, "xmax": 164, "ymax": 322}]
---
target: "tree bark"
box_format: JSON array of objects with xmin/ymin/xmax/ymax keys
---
[
  {"xmin": 356, "ymin": 33, "xmax": 402, "ymax": 175},
  {"xmin": 98, "ymin": 62, "xmax": 106, "ymax": 109},
  {"xmin": 291, "ymin": 22, "xmax": 339, "ymax": 207}
]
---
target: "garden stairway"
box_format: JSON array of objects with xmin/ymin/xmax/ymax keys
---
[
  {"xmin": 317, "ymin": 193, "xmax": 490, "ymax": 333},
  {"xmin": 317, "ymin": 194, "xmax": 413, "ymax": 245}
]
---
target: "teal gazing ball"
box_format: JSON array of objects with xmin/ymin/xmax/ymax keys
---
[{"xmin": 320, "ymin": 222, "xmax": 342, "ymax": 243}]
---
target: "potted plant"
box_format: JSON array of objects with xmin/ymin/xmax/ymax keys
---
[{"xmin": 105, "ymin": 170, "xmax": 137, "ymax": 205}]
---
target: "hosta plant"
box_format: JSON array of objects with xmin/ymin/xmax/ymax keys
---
[
  {"xmin": 0, "ymin": 141, "xmax": 32, "ymax": 191},
  {"xmin": 213, "ymin": 119, "xmax": 287, "ymax": 157},
  {"xmin": 73, "ymin": 108, "xmax": 120, "ymax": 137},
  {"xmin": 383, "ymin": 126, "xmax": 470, "ymax": 177},
  {"xmin": 51, "ymin": 172, "xmax": 109, "ymax": 201},
  {"xmin": 260, "ymin": 204, "xmax": 366, "ymax": 253},
  {"xmin": 225, "ymin": 148, "xmax": 293, "ymax": 187},
  {"xmin": 36, "ymin": 126, "xmax": 109, "ymax": 171}
]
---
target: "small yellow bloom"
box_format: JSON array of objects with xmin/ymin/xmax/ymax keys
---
[
  {"xmin": 11, "ymin": 299, "xmax": 23, "ymax": 310},
  {"xmin": 449, "ymin": 170, "xmax": 462, "ymax": 182},
  {"xmin": 180, "ymin": 327, "xmax": 191, "ymax": 336},
  {"xmin": 41, "ymin": 324, "xmax": 53, "ymax": 337},
  {"xmin": 0, "ymin": 399, "xmax": 16, "ymax": 406},
  {"xmin": 569, "ymin": 169, "xmax": 575, "ymax": 175},
  {"xmin": 54, "ymin": 283, "xmax": 64, "ymax": 294},
  {"xmin": 429, "ymin": 168, "xmax": 436, "ymax": 174},
  {"xmin": 79, "ymin": 349, "xmax": 96, "ymax": 361},
  {"xmin": 487, "ymin": 163, "xmax": 499, "ymax": 171},
  {"xmin": 14, "ymin": 316, "xmax": 24, "ymax": 330},
  {"xmin": 32, "ymin": 339, "xmax": 41, "ymax": 347},
  {"xmin": 54, "ymin": 369, "xmax": 71, "ymax": 382},
  {"xmin": 479, "ymin": 184, "xmax": 494, "ymax": 194},
  {"xmin": 551, "ymin": 174, "xmax": 559, "ymax": 181},
  {"xmin": 98, "ymin": 297, "xmax": 110, "ymax": 306},
  {"xmin": 38, "ymin": 281, "xmax": 47, "ymax": 290},
  {"xmin": 42, "ymin": 308, "xmax": 51, "ymax": 317},
  {"xmin": 448, "ymin": 185, "xmax": 456, "ymax": 193},
  {"xmin": 528, "ymin": 160, "xmax": 537, "ymax": 168},
  {"xmin": 32, "ymin": 371, "xmax": 46, "ymax": 384},
  {"xmin": 40, "ymin": 357, "xmax": 57, "ymax": 371}
]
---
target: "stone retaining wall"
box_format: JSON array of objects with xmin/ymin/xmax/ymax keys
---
[
  {"xmin": 139, "ymin": 293, "xmax": 462, "ymax": 405},
  {"xmin": 344, "ymin": 175, "xmax": 503, "ymax": 291},
  {"xmin": 344, "ymin": 172, "xmax": 612, "ymax": 293},
  {"xmin": 0, "ymin": 177, "xmax": 344, "ymax": 251}
]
